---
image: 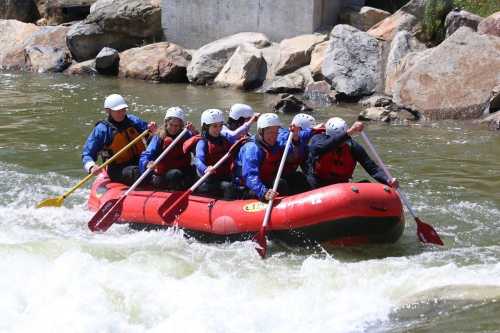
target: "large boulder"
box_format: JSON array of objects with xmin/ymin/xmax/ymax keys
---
[
  {"xmin": 367, "ymin": 0, "xmax": 426, "ymax": 41},
  {"xmin": 0, "ymin": 0, "xmax": 40, "ymax": 22},
  {"xmin": 66, "ymin": 0, "xmax": 162, "ymax": 61},
  {"xmin": 64, "ymin": 58, "xmax": 96, "ymax": 75},
  {"xmin": 214, "ymin": 44, "xmax": 267, "ymax": 90},
  {"xmin": 261, "ymin": 66, "xmax": 313, "ymax": 94},
  {"xmin": 0, "ymin": 20, "xmax": 40, "ymax": 65},
  {"xmin": 385, "ymin": 31, "xmax": 426, "ymax": 95},
  {"xmin": 95, "ymin": 46, "xmax": 119, "ymax": 75},
  {"xmin": 393, "ymin": 27, "xmax": 500, "ymax": 120},
  {"xmin": 87, "ymin": 0, "xmax": 161, "ymax": 38},
  {"xmin": 187, "ymin": 32, "xmax": 270, "ymax": 85},
  {"xmin": 274, "ymin": 33, "xmax": 327, "ymax": 76},
  {"xmin": 444, "ymin": 9, "xmax": 483, "ymax": 38},
  {"xmin": 118, "ymin": 42, "xmax": 190, "ymax": 82},
  {"xmin": 478, "ymin": 12, "xmax": 500, "ymax": 37},
  {"xmin": 309, "ymin": 40, "xmax": 328, "ymax": 81},
  {"xmin": 1, "ymin": 22, "xmax": 71, "ymax": 72},
  {"xmin": 45, "ymin": 0, "xmax": 96, "ymax": 25},
  {"xmin": 340, "ymin": 6, "xmax": 391, "ymax": 31},
  {"xmin": 322, "ymin": 24, "xmax": 382, "ymax": 99}
]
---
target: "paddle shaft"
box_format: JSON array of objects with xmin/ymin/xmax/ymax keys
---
[
  {"xmin": 261, "ymin": 131, "xmax": 294, "ymax": 230},
  {"xmin": 186, "ymin": 145, "xmax": 235, "ymax": 193},
  {"xmin": 360, "ymin": 132, "xmax": 418, "ymax": 218},
  {"xmin": 125, "ymin": 128, "xmax": 189, "ymax": 196},
  {"xmin": 89, "ymin": 128, "xmax": 189, "ymax": 231},
  {"xmin": 65, "ymin": 129, "xmax": 150, "ymax": 199}
]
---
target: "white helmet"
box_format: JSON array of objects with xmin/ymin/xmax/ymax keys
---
[
  {"xmin": 104, "ymin": 94, "xmax": 128, "ymax": 111},
  {"xmin": 325, "ymin": 117, "xmax": 348, "ymax": 136},
  {"xmin": 164, "ymin": 106, "xmax": 186, "ymax": 122},
  {"xmin": 257, "ymin": 113, "xmax": 282, "ymax": 130},
  {"xmin": 292, "ymin": 113, "xmax": 316, "ymax": 129},
  {"xmin": 201, "ymin": 108, "xmax": 225, "ymax": 126},
  {"xmin": 229, "ymin": 103, "xmax": 254, "ymax": 120}
]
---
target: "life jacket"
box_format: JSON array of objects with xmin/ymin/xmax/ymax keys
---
[
  {"xmin": 255, "ymin": 139, "xmax": 284, "ymax": 184},
  {"xmin": 154, "ymin": 133, "xmax": 191, "ymax": 175},
  {"xmin": 183, "ymin": 134, "xmax": 232, "ymax": 177},
  {"xmin": 284, "ymin": 143, "xmax": 303, "ymax": 175},
  {"xmin": 99, "ymin": 118, "xmax": 146, "ymax": 165},
  {"xmin": 314, "ymin": 142, "xmax": 356, "ymax": 183}
]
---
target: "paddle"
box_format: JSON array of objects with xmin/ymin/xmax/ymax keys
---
[
  {"xmin": 157, "ymin": 137, "xmax": 247, "ymax": 224},
  {"xmin": 88, "ymin": 128, "xmax": 189, "ymax": 232},
  {"xmin": 360, "ymin": 132, "xmax": 443, "ymax": 245},
  {"xmin": 253, "ymin": 130, "xmax": 294, "ymax": 258},
  {"xmin": 36, "ymin": 129, "xmax": 150, "ymax": 208}
]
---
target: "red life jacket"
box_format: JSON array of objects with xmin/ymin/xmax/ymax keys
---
[
  {"xmin": 314, "ymin": 143, "xmax": 356, "ymax": 183},
  {"xmin": 154, "ymin": 134, "xmax": 191, "ymax": 175},
  {"xmin": 256, "ymin": 141, "xmax": 284, "ymax": 183},
  {"xmin": 184, "ymin": 134, "xmax": 232, "ymax": 177}
]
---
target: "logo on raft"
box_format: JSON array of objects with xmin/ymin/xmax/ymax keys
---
[{"xmin": 242, "ymin": 201, "xmax": 268, "ymax": 213}]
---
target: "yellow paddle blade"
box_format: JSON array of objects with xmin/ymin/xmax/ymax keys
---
[{"xmin": 36, "ymin": 196, "xmax": 65, "ymax": 208}]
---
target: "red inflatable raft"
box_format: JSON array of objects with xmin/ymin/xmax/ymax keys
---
[{"xmin": 88, "ymin": 173, "xmax": 405, "ymax": 246}]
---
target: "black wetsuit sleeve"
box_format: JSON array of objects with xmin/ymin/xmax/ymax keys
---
[{"xmin": 350, "ymin": 139, "xmax": 390, "ymax": 185}]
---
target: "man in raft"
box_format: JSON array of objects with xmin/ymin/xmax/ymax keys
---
[
  {"xmin": 139, "ymin": 107, "xmax": 197, "ymax": 190},
  {"xmin": 222, "ymin": 103, "xmax": 257, "ymax": 139},
  {"xmin": 277, "ymin": 113, "xmax": 319, "ymax": 195},
  {"xmin": 82, "ymin": 94, "xmax": 157, "ymax": 185},
  {"xmin": 184, "ymin": 108, "xmax": 257, "ymax": 199},
  {"xmin": 235, "ymin": 113, "xmax": 295, "ymax": 202},
  {"xmin": 306, "ymin": 117, "xmax": 398, "ymax": 189}
]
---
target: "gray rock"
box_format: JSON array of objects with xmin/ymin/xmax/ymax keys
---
[
  {"xmin": 262, "ymin": 66, "xmax": 313, "ymax": 94},
  {"xmin": 187, "ymin": 32, "xmax": 270, "ymax": 85},
  {"xmin": 87, "ymin": 0, "xmax": 161, "ymax": 38},
  {"xmin": 66, "ymin": 21, "xmax": 144, "ymax": 62},
  {"xmin": 0, "ymin": 0, "xmax": 39, "ymax": 22},
  {"xmin": 385, "ymin": 31, "xmax": 426, "ymax": 95},
  {"xmin": 304, "ymin": 81, "xmax": 336, "ymax": 106},
  {"xmin": 340, "ymin": 6, "xmax": 391, "ymax": 31},
  {"xmin": 25, "ymin": 45, "xmax": 72, "ymax": 72},
  {"xmin": 64, "ymin": 58, "xmax": 97, "ymax": 75},
  {"xmin": 273, "ymin": 94, "xmax": 313, "ymax": 114},
  {"xmin": 445, "ymin": 9, "xmax": 483, "ymax": 38},
  {"xmin": 118, "ymin": 42, "xmax": 190, "ymax": 82},
  {"xmin": 1, "ymin": 23, "xmax": 71, "ymax": 73},
  {"xmin": 45, "ymin": 0, "xmax": 96, "ymax": 25},
  {"xmin": 275, "ymin": 33, "xmax": 327, "ymax": 76},
  {"xmin": 393, "ymin": 27, "xmax": 500, "ymax": 120},
  {"xmin": 478, "ymin": 11, "xmax": 500, "ymax": 37},
  {"xmin": 322, "ymin": 25, "xmax": 382, "ymax": 99},
  {"xmin": 66, "ymin": 0, "xmax": 162, "ymax": 62},
  {"xmin": 367, "ymin": 0, "xmax": 426, "ymax": 41},
  {"xmin": 95, "ymin": 46, "xmax": 119, "ymax": 75},
  {"xmin": 214, "ymin": 44, "xmax": 267, "ymax": 90},
  {"xmin": 359, "ymin": 94, "xmax": 392, "ymax": 108}
]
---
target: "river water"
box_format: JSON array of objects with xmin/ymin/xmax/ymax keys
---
[{"xmin": 1, "ymin": 72, "xmax": 499, "ymax": 332}]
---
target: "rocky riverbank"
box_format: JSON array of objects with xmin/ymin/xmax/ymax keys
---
[{"xmin": 1, "ymin": 0, "xmax": 499, "ymax": 130}]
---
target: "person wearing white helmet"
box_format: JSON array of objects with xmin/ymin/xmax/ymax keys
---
[
  {"xmin": 221, "ymin": 103, "xmax": 259, "ymax": 139},
  {"xmin": 81, "ymin": 94, "xmax": 157, "ymax": 185},
  {"xmin": 138, "ymin": 107, "xmax": 198, "ymax": 190},
  {"xmin": 234, "ymin": 113, "xmax": 293, "ymax": 201},
  {"xmin": 306, "ymin": 117, "xmax": 398, "ymax": 189},
  {"xmin": 275, "ymin": 113, "xmax": 320, "ymax": 195},
  {"xmin": 183, "ymin": 108, "xmax": 241, "ymax": 199}
]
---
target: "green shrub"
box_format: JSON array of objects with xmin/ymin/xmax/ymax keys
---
[
  {"xmin": 452, "ymin": 0, "xmax": 500, "ymax": 17},
  {"xmin": 422, "ymin": 0, "xmax": 453, "ymax": 43}
]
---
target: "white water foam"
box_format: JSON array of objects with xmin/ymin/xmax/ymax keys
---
[{"xmin": 2, "ymin": 163, "xmax": 500, "ymax": 332}]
